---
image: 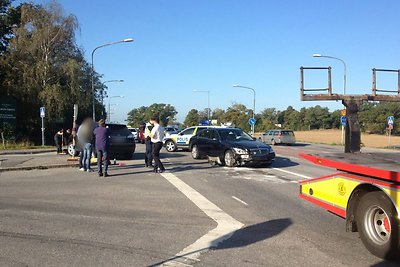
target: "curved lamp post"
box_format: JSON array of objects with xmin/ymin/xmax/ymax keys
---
[
  {"xmin": 233, "ymin": 84, "xmax": 256, "ymax": 136},
  {"xmin": 108, "ymin": 95, "xmax": 124, "ymax": 122},
  {"xmin": 91, "ymin": 38, "xmax": 133, "ymax": 121}
]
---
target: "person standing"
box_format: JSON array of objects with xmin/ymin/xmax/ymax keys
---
[
  {"xmin": 144, "ymin": 121, "xmax": 154, "ymax": 168},
  {"xmin": 150, "ymin": 116, "xmax": 165, "ymax": 173},
  {"xmin": 78, "ymin": 118, "xmax": 94, "ymax": 172},
  {"xmin": 93, "ymin": 119, "xmax": 110, "ymax": 177},
  {"xmin": 54, "ymin": 129, "xmax": 64, "ymax": 154}
]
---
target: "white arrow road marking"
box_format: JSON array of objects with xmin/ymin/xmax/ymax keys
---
[{"xmin": 160, "ymin": 172, "xmax": 244, "ymax": 267}]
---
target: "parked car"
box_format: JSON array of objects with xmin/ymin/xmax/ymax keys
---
[
  {"xmin": 163, "ymin": 126, "xmax": 216, "ymax": 152},
  {"xmin": 107, "ymin": 124, "xmax": 136, "ymax": 159},
  {"xmin": 260, "ymin": 130, "xmax": 296, "ymax": 145},
  {"xmin": 189, "ymin": 128, "xmax": 275, "ymax": 167},
  {"xmin": 128, "ymin": 127, "xmax": 138, "ymax": 141},
  {"xmin": 164, "ymin": 126, "xmax": 180, "ymax": 138},
  {"xmin": 68, "ymin": 123, "xmax": 136, "ymax": 159}
]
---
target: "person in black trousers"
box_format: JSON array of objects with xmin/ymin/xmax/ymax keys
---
[
  {"xmin": 144, "ymin": 121, "xmax": 154, "ymax": 168},
  {"xmin": 150, "ymin": 116, "xmax": 165, "ymax": 173}
]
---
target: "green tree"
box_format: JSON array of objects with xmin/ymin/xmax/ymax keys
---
[
  {"xmin": 222, "ymin": 103, "xmax": 251, "ymax": 131},
  {"xmin": 126, "ymin": 103, "xmax": 177, "ymax": 127},
  {"xmin": 212, "ymin": 108, "xmax": 225, "ymax": 124},
  {"xmin": 184, "ymin": 109, "xmax": 200, "ymax": 127}
]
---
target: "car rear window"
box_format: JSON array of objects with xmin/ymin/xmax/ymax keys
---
[
  {"xmin": 107, "ymin": 124, "xmax": 130, "ymax": 134},
  {"xmin": 282, "ymin": 131, "xmax": 294, "ymax": 136}
]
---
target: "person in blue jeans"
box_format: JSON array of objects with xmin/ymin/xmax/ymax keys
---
[
  {"xmin": 93, "ymin": 119, "xmax": 110, "ymax": 177},
  {"xmin": 77, "ymin": 118, "xmax": 94, "ymax": 172}
]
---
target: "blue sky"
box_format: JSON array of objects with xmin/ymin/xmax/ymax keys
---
[{"xmin": 31, "ymin": 1, "xmax": 400, "ymax": 123}]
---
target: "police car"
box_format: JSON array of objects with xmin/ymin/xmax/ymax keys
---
[{"xmin": 164, "ymin": 126, "xmax": 215, "ymax": 152}]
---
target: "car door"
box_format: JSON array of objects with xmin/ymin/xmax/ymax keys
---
[
  {"xmin": 195, "ymin": 129, "xmax": 212, "ymax": 155},
  {"xmin": 207, "ymin": 130, "xmax": 224, "ymax": 157},
  {"xmin": 176, "ymin": 127, "xmax": 195, "ymax": 146}
]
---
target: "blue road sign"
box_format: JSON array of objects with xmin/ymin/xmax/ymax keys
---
[
  {"xmin": 40, "ymin": 107, "xmax": 45, "ymax": 118},
  {"xmin": 341, "ymin": 116, "xmax": 346, "ymax": 126},
  {"xmin": 388, "ymin": 116, "xmax": 394, "ymax": 125},
  {"xmin": 248, "ymin": 118, "xmax": 256, "ymax": 126}
]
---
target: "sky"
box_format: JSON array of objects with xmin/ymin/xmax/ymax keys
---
[{"xmin": 29, "ymin": 0, "xmax": 400, "ymax": 123}]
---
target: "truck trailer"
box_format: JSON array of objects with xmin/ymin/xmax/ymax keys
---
[{"xmin": 299, "ymin": 152, "xmax": 400, "ymax": 260}]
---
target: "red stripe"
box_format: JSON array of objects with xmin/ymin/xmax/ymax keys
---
[
  {"xmin": 300, "ymin": 153, "xmax": 400, "ymax": 183},
  {"xmin": 300, "ymin": 194, "xmax": 346, "ymax": 218}
]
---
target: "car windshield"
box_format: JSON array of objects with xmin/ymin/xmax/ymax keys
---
[{"xmin": 219, "ymin": 129, "xmax": 253, "ymax": 141}]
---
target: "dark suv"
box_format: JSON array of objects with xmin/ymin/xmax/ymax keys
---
[
  {"xmin": 189, "ymin": 128, "xmax": 275, "ymax": 167},
  {"xmin": 107, "ymin": 124, "xmax": 136, "ymax": 159},
  {"xmin": 67, "ymin": 123, "xmax": 136, "ymax": 159}
]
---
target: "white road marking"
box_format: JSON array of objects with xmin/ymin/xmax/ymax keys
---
[
  {"xmin": 272, "ymin": 167, "xmax": 311, "ymax": 180},
  {"xmin": 160, "ymin": 172, "xmax": 243, "ymax": 267},
  {"xmin": 232, "ymin": 196, "xmax": 248, "ymax": 206}
]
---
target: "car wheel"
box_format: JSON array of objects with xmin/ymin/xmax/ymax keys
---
[
  {"xmin": 67, "ymin": 143, "xmax": 79, "ymax": 156},
  {"xmin": 356, "ymin": 191, "xmax": 400, "ymax": 260},
  {"xmin": 165, "ymin": 140, "xmax": 177, "ymax": 152},
  {"xmin": 224, "ymin": 150, "xmax": 237, "ymax": 167},
  {"xmin": 191, "ymin": 145, "xmax": 201, "ymax": 159},
  {"xmin": 271, "ymin": 139, "xmax": 276, "ymax": 145}
]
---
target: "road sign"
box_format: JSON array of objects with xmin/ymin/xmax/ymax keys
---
[
  {"xmin": 388, "ymin": 116, "xmax": 394, "ymax": 125},
  {"xmin": 341, "ymin": 116, "xmax": 346, "ymax": 126},
  {"xmin": 248, "ymin": 118, "xmax": 256, "ymax": 126},
  {"xmin": 40, "ymin": 107, "xmax": 45, "ymax": 118}
]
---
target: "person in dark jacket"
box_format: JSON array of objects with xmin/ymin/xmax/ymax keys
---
[
  {"xmin": 54, "ymin": 129, "xmax": 64, "ymax": 154},
  {"xmin": 93, "ymin": 119, "xmax": 110, "ymax": 177},
  {"xmin": 144, "ymin": 121, "xmax": 154, "ymax": 168}
]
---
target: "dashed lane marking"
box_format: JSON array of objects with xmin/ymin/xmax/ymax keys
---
[
  {"xmin": 232, "ymin": 196, "xmax": 249, "ymax": 206},
  {"xmin": 271, "ymin": 168, "xmax": 311, "ymax": 180},
  {"xmin": 159, "ymin": 172, "xmax": 243, "ymax": 267}
]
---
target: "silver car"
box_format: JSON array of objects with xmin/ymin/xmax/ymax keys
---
[{"xmin": 260, "ymin": 130, "xmax": 296, "ymax": 145}]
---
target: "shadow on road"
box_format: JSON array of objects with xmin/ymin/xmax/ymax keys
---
[
  {"xmin": 270, "ymin": 156, "xmax": 299, "ymax": 168},
  {"xmin": 215, "ymin": 218, "xmax": 292, "ymax": 250},
  {"xmin": 148, "ymin": 218, "xmax": 292, "ymax": 267}
]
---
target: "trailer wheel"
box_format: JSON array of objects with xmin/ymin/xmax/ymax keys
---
[{"xmin": 356, "ymin": 191, "xmax": 400, "ymax": 259}]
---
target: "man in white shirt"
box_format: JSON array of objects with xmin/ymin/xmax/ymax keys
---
[{"xmin": 150, "ymin": 116, "xmax": 165, "ymax": 173}]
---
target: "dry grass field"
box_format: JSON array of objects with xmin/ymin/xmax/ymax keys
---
[{"xmin": 292, "ymin": 129, "xmax": 400, "ymax": 148}]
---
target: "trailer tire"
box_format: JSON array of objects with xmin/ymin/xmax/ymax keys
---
[{"xmin": 356, "ymin": 191, "xmax": 400, "ymax": 260}]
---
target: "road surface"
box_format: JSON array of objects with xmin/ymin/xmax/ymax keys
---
[{"xmin": 0, "ymin": 143, "xmax": 398, "ymax": 266}]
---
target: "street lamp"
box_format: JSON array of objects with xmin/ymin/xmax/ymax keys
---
[
  {"xmin": 101, "ymin": 80, "xmax": 124, "ymax": 118},
  {"xmin": 193, "ymin": 90, "xmax": 210, "ymax": 121},
  {"xmin": 312, "ymin": 53, "xmax": 347, "ymax": 95},
  {"xmin": 233, "ymin": 84, "xmax": 256, "ymax": 137},
  {"xmin": 108, "ymin": 95, "xmax": 124, "ymax": 122},
  {"xmin": 91, "ymin": 38, "xmax": 133, "ymax": 121},
  {"xmin": 313, "ymin": 53, "xmax": 347, "ymax": 145}
]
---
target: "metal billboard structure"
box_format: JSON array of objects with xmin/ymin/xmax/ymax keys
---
[{"xmin": 300, "ymin": 67, "xmax": 400, "ymax": 153}]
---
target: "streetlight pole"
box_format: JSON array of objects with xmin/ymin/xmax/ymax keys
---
[
  {"xmin": 312, "ymin": 54, "xmax": 346, "ymax": 95},
  {"xmin": 193, "ymin": 90, "xmax": 210, "ymax": 122},
  {"xmin": 91, "ymin": 38, "xmax": 133, "ymax": 121},
  {"xmin": 233, "ymin": 85, "xmax": 256, "ymax": 137},
  {"xmin": 108, "ymin": 96, "xmax": 124, "ymax": 122},
  {"xmin": 101, "ymin": 80, "xmax": 124, "ymax": 118},
  {"xmin": 313, "ymin": 53, "xmax": 347, "ymax": 145}
]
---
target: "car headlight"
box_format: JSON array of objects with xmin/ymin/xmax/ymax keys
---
[
  {"xmin": 233, "ymin": 148, "xmax": 248, "ymax": 155},
  {"xmin": 127, "ymin": 134, "xmax": 135, "ymax": 139}
]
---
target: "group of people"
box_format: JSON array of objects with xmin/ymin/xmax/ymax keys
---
[
  {"xmin": 76, "ymin": 118, "xmax": 110, "ymax": 177},
  {"xmin": 55, "ymin": 115, "xmax": 166, "ymax": 176}
]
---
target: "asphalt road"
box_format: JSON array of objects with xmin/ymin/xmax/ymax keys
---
[{"xmin": 0, "ymin": 143, "xmax": 399, "ymax": 266}]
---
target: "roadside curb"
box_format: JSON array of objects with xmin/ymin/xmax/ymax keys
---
[
  {"xmin": 0, "ymin": 163, "xmax": 79, "ymax": 172},
  {"xmin": 0, "ymin": 149, "xmax": 56, "ymax": 155}
]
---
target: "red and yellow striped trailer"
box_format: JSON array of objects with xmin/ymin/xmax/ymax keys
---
[{"xmin": 299, "ymin": 153, "xmax": 400, "ymax": 260}]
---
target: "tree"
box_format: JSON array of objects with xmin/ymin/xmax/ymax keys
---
[
  {"xmin": 212, "ymin": 108, "xmax": 225, "ymax": 123},
  {"xmin": 222, "ymin": 103, "xmax": 251, "ymax": 131},
  {"xmin": 126, "ymin": 103, "xmax": 177, "ymax": 127},
  {"xmin": 184, "ymin": 109, "xmax": 200, "ymax": 127}
]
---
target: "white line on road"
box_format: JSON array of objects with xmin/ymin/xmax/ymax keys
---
[
  {"xmin": 232, "ymin": 196, "xmax": 248, "ymax": 206},
  {"xmin": 271, "ymin": 167, "xmax": 311, "ymax": 180},
  {"xmin": 160, "ymin": 172, "xmax": 244, "ymax": 267}
]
